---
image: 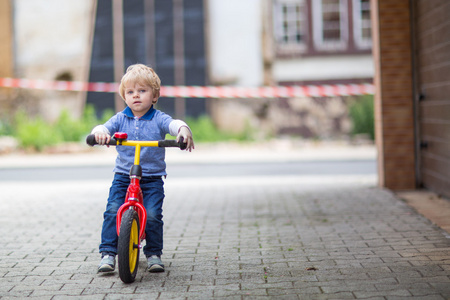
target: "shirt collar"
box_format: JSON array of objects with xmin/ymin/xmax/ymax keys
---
[{"xmin": 123, "ymin": 106, "xmax": 156, "ymax": 120}]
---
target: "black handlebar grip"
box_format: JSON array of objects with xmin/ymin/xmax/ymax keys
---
[
  {"xmin": 86, "ymin": 134, "xmax": 97, "ymax": 146},
  {"xmin": 158, "ymin": 140, "xmax": 178, "ymax": 147},
  {"xmin": 179, "ymin": 137, "xmax": 187, "ymax": 150},
  {"xmin": 86, "ymin": 134, "xmax": 117, "ymax": 146},
  {"xmin": 158, "ymin": 138, "xmax": 187, "ymax": 150}
]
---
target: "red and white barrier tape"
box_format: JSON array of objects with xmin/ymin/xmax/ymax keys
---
[
  {"xmin": 0, "ymin": 77, "xmax": 118, "ymax": 93},
  {"xmin": 0, "ymin": 77, "xmax": 374, "ymax": 98}
]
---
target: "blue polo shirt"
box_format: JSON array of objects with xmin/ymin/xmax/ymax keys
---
[{"xmin": 103, "ymin": 106, "xmax": 173, "ymax": 177}]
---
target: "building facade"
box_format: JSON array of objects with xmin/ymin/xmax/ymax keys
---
[
  {"xmin": 208, "ymin": 0, "xmax": 374, "ymax": 87},
  {"xmin": 0, "ymin": 0, "xmax": 93, "ymax": 121},
  {"xmin": 271, "ymin": 0, "xmax": 373, "ymax": 85},
  {"xmin": 208, "ymin": 0, "xmax": 374, "ymax": 138}
]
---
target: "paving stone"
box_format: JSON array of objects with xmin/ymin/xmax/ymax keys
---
[{"xmin": 0, "ymin": 180, "xmax": 449, "ymax": 299}]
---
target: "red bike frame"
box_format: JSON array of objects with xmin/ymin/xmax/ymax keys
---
[
  {"xmin": 116, "ymin": 178, "xmax": 147, "ymax": 241},
  {"xmin": 87, "ymin": 131, "xmax": 185, "ymax": 246}
]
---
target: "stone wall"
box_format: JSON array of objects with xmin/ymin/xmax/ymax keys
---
[{"xmin": 210, "ymin": 96, "xmax": 355, "ymax": 139}]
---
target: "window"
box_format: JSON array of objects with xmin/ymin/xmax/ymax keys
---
[
  {"xmin": 272, "ymin": 0, "xmax": 371, "ymax": 56},
  {"xmin": 353, "ymin": 0, "xmax": 372, "ymax": 49},
  {"xmin": 273, "ymin": 0, "xmax": 307, "ymax": 54},
  {"xmin": 313, "ymin": 0, "xmax": 348, "ymax": 51}
]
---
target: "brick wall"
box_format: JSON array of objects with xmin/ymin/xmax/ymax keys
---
[
  {"xmin": 371, "ymin": 0, "xmax": 416, "ymax": 190},
  {"xmin": 414, "ymin": 1, "xmax": 450, "ymax": 198}
]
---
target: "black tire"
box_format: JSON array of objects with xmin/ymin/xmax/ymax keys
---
[{"xmin": 118, "ymin": 209, "xmax": 140, "ymax": 283}]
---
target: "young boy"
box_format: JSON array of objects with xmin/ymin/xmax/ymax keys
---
[{"xmin": 92, "ymin": 64, "xmax": 194, "ymax": 273}]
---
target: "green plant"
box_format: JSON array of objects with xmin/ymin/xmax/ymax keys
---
[
  {"xmin": 11, "ymin": 105, "xmax": 115, "ymax": 151},
  {"xmin": 14, "ymin": 111, "xmax": 62, "ymax": 151},
  {"xmin": 55, "ymin": 110, "xmax": 86, "ymax": 142},
  {"xmin": 183, "ymin": 115, "xmax": 250, "ymax": 143},
  {"xmin": 100, "ymin": 108, "xmax": 115, "ymax": 124},
  {"xmin": 55, "ymin": 106, "xmax": 114, "ymax": 142},
  {"xmin": 0, "ymin": 118, "xmax": 14, "ymax": 136},
  {"xmin": 349, "ymin": 95, "xmax": 375, "ymax": 140},
  {"xmin": 81, "ymin": 104, "xmax": 99, "ymax": 129},
  {"xmin": 9, "ymin": 109, "xmax": 249, "ymax": 151}
]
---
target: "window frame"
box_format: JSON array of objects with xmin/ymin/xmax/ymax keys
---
[
  {"xmin": 273, "ymin": 0, "xmax": 308, "ymax": 56},
  {"xmin": 312, "ymin": 0, "xmax": 349, "ymax": 52},
  {"xmin": 272, "ymin": 0, "xmax": 372, "ymax": 57},
  {"xmin": 352, "ymin": 0, "xmax": 372, "ymax": 49}
]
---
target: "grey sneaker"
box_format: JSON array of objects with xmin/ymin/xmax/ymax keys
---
[
  {"xmin": 98, "ymin": 255, "xmax": 115, "ymax": 273},
  {"xmin": 147, "ymin": 255, "xmax": 164, "ymax": 273}
]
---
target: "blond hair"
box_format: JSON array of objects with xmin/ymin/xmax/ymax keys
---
[{"xmin": 119, "ymin": 64, "xmax": 161, "ymax": 100}]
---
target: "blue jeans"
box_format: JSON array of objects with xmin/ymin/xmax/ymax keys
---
[{"xmin": 99, "ymin": 173, "xmax": 165, "ymax": 257}]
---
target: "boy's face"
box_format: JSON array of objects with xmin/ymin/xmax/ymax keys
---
[{"xmin": 123, "ymin": 83, "xmax": 158, "ymax": 117}]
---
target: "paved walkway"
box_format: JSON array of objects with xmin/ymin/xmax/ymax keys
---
[
  {"xmin": 1, "ymin": 177, "xmax": 449, "ymax": 299},
  {"xmin": 0, "ymin": 141, "xmax": 449, "ymax": 299}
]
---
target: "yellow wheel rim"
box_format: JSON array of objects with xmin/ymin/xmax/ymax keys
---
[{"xmin": 129, "ymin": 219, "xmax": 139, "ymax": 273}]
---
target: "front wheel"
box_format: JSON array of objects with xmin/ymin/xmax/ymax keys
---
[{"xmin": 118, "ymin": 209, "xmax": 140, "ymax": 283}]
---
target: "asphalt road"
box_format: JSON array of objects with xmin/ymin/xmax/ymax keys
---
[{"xmin": 0, "ymin": 159, "xmax": 376, "ymax": 181}]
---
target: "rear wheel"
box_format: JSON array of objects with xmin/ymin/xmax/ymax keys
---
[{"xmin": 118, "ymin": 209, "xmax": 140, "ymax": 283}]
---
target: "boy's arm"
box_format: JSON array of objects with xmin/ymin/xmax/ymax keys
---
[
  {"xmin": 91, "ymin": 125, "xmax": 110, "ymax": 135},
  {"xmin": 169, "ymin": 120, "xmax": 190, "ymax": 136},
  {"xmin": 169, "ymin": 120, "xmax": 194, "ymax": 152},
  {"xmin": 90, "ymin": 113, "xmax": 120, "ymax": 145}
]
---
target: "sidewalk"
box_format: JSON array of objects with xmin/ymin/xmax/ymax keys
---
[
  {"xmin": 0, "ymin": 173, "xmax": 449, "ymax": 299},
  {"xmin": 0, "ymin": 140, "xmax": 449, "ymax": 299},
  {"xmin": 0, "ymin": 140, "xmax": 449, "ymax": 234}
]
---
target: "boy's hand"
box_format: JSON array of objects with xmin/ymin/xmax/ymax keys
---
[
  {"xmin": 177, "ymin": 126, "xmax": 194, "ymax": 152},
  {"xmin": 94, "ymin": 132, "xmax": 111, "ymax": 146}
]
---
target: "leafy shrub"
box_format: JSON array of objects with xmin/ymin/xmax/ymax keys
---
[
  {"xmin": 349, "ymin": 95, "xmax": 375, "ymax": 140},
  {"xmin": 55, "ymin": 106, "xmax": 114, "ymax": 142},
  {"xmin": 184, "ymin": 115, "xmax": 249, "ymax": 142},
  {"xmin": 14, "ymin": 111, "xmax": 62, "ymax": 151},
  {"xmin": 0, "ymin": 119, "xmax": 13, "ymax": 136},
  {"xmin": 55, "ymin": 110, "xmax": 86, "ymax": 142},
  {"xmin": 5, "ymin": 108, "xmax": 248, "ymax": 151},
  {"xmin": 9, "ymin": 105, "xmax": 115, "ymax": 151}
]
